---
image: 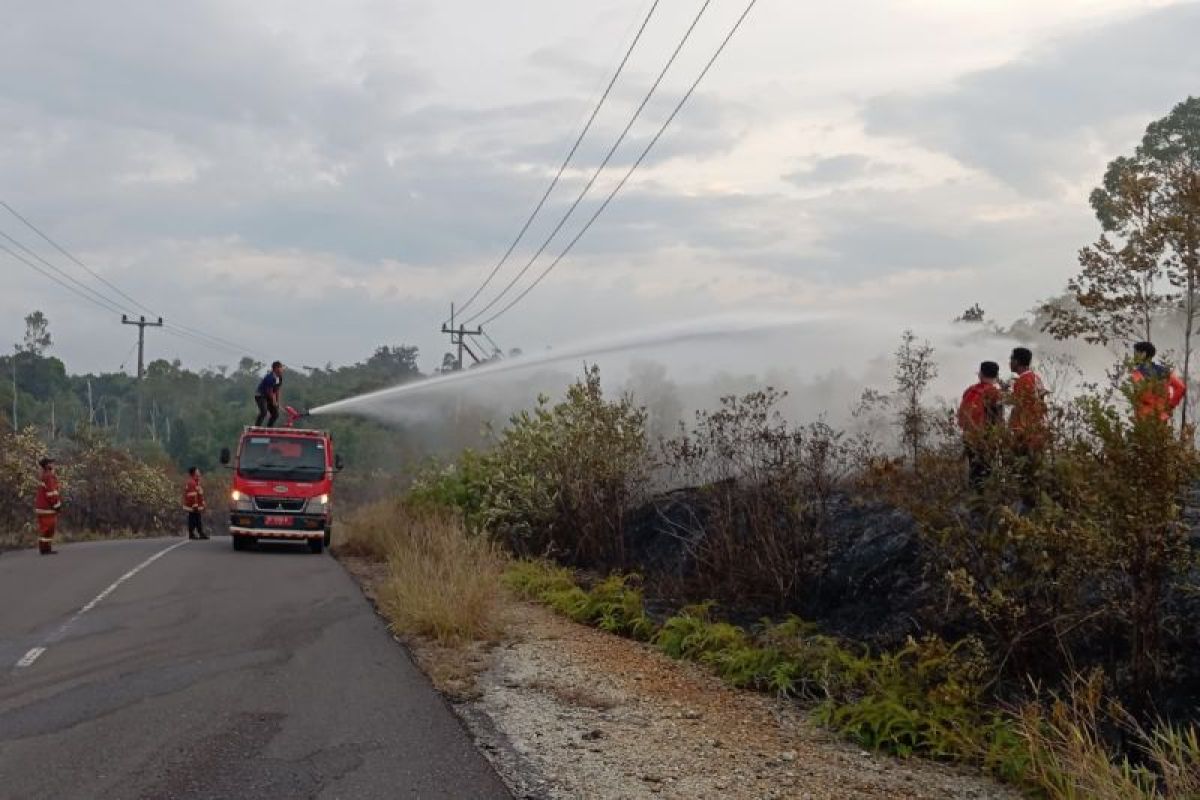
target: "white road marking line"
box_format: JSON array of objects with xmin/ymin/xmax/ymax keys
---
[
  {"xmin": 13, "ymin": 539, "xmax": 190, "ymax": 669},
  {"xmin": 16, "ymin": 647, "xmax": 46, "ymax": 668}
]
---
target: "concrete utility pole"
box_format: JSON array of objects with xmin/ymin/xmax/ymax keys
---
[
  {"xmin": 440, "ymin": 303, "xmax": 483, "ymax": 371},
  {"xmin": 10, "ymin": 352, "xmax": 16, "ymax": 431},
  {"xmin": 122, "ymin": 314, "xmax": 163, "ymax": 436}
]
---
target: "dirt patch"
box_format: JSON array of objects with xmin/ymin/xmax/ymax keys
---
[{"xmin": 339, "ymin": 554, "xmax": 1017, "ymax": 799}]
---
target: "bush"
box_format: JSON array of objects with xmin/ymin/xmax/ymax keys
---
[
  {"xmin": 0, "ymin": 426, "xmax": 178, "ymax": 544},
  {"xmin": 893, "ymin": 396, "xmax": 1200, "ymax": 702},
  {"xmin": 660, "ymin": 389, "xmax": 863, "ymax": 609},
  {"xmin": 427, "ymin": 366, "xmax": 648, "ymax": 568},
  {"xmin": 0, "ymin": 427, "xmax": 47, "ymax": 536}
]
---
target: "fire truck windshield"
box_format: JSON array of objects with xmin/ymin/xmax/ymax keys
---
[{"xmin": 238, "ymin": 436, "xmax": 327, "ymax": 481}]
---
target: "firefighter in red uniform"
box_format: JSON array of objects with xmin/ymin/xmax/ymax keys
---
[
  {"xmin": 1129, "ymin": 341, "xmax": 1186, "ymax": 422},
  {"xmin": 957, "ymin": 360, "xmax": 1004, "ymax": 490},
  {"xmin": 183, "ymin": 466, "xmax": 208, "ymax": 540},
  {"xmin": 1006, "ymin": 347, "xmax": 1048, "ymax": 502},
  {"xmin": 34, "ymin": 457, "xmax": 61, "ymax": 555}
]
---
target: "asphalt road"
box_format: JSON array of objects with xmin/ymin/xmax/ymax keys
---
[{"xmin": 0, "ymin": 537, "xmax": 510, "ymax": 800}]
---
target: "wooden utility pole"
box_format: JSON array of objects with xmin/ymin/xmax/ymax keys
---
[
  {"xmin": 122, "ymin": 314, "xmax": 163, "ymax": 435},
  {"xmin": 440, "ymin": 303, "xmax": 483, "ymax": 371}
]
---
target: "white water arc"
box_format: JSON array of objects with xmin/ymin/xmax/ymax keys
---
[{"xmin": 310, "ymin": 312, "xmax": 825, "ymax": 417}]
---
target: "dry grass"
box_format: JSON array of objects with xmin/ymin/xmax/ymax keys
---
[
  {"xmin": 343, "ymin": 499, "xmax": 507, "ymax": 645},
  {"xmin": 1014, "ymin": 673, "xmax": 1200, "ymax": 799}
]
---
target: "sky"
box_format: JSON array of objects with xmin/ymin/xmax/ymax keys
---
[{"xmin": 1, "ymin": 0, "xmax": 1197, "ymax": 376}]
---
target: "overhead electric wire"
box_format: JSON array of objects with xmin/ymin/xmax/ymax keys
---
[
  {"xmin": 451, "ymin": 0, "xmax": 663, "ymax": 321},
  {"xmin": 463, "ymin": 0, "xmax": 714, "ymax": 326},
  {"xmin": 2, "ymin": 200, "xmax": 264, "ymax": 358},
  {"xmin": 0, "ymin": 241, "xmax": 126, "ymax": 316},
  {"xmin": 0, "ymin": 228, "xmax": 132, "ymax": 315},
  {"xmin": 4, "ymin": 234, "xmax": 251, "ymax": 358},
  {"xmin": 481, "ymin": 329, "xmax": 504, "ymax": 356},
  {"xmin": 1, "ymin": 200, "xmax": 160, "ymax": 318},
  {"xmin": 118, "ymin": 340, "xmax": 139, "ymax": 372},
  {"xmin": 160, "ymin": 325, "xmax": 252, "ymax": 360},
  {"xmin": 480, "ymin": 0, "xmax": 759, "ymax": 327},
  {"xmin": 162, "ymin": 322, "xmax": 262, "ymax": 359}
]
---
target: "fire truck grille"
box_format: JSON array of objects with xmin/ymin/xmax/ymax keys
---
[{"xmin": 253, "ymin": 497, "xmax": 306, "ymax": 513}]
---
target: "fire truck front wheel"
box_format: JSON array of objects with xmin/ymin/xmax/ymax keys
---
[
  {"xmin": 232, "ymin": 535, "xmax": 255, "ymax": 551},
  {"xmin": 307, "ymin": 537, "xmax": 324, "ymax": 555}
]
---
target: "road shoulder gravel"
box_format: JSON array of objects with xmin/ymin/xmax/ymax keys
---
[{"xmin": 339, "ymin": 556, "xmax": 1019, "ymax": 800}]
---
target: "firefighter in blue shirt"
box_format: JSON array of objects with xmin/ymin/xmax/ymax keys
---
[{"xmin": 254, "ymin": 361, "xmax": 284, "ymax": 427}]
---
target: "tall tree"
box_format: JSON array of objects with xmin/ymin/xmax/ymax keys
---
[
  {"xmin": 1043, "ymin": 96, "xmax": 1200, "ymax": 428},
  {"xmin": 1141, "ymin": 97, "xmax": 1200, "ymax": 430},
  {"xmin": 1041, "ymin": 156, "xmax": 1172, "ymax": 345},
  {"xmin": 21, "ymin": 310, "xmax": 52, "ymax": 356}
]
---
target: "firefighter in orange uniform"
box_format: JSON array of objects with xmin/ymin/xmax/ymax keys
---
[
  {"xmin": 1006, "ymin": 347, "xmax": 1048, "ymax": 503},
  {"xmin": 1129, "ymin": 341, "xmax": 1186, "ymax": 423},
  {"xmin": 183, "ymin": 466, "xmax": 209, "ymax": 540},
  {"xmin": 957, "ymin": 361, "xmax": 1004, "ymax": 490},
  {"xmin": 34, "ymin": 457, "xmax": 61, "ymax": 555}
]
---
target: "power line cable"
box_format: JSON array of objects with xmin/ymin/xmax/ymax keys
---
[
  {"xmin": 481, "ymin": 329, "xmax": 504, "ymax": 356},
  {"xmin": 1, "ymin": 200, "xmax": 161, "ymax": 318},
  {"xmin": 118, "ymin": 340, "xmax": 139, "ymax": 372},
  {"xmin": 463, "ymin": 0, "xmax": 713, "ymax": 326},
  {"xmin": 481, "ymin": 0, "xmax": 759, "ymax": 327},
  {"xmin": 451, "ymin": 0, "xmax": 663, "ymax": 320},
  {"xmin": 3, "ymin": 201, "xmax": 265, "ymax": 358},
  {"xmin": 3, "ymin": 235, "xmax": 253, "ymax": 360},
  {"xmin": 0, "ymin": 228, "xmax": 133, "ymax": 315},
  {"xmin": 160, "ymin": 325, "xmax": 251, "ymax": 360},
  {"xmin": 0, "ymin": 242, "xmax": 126, "ymax": 317},
  {"xmin": 162, "ymin": 321, "xmax": 261, "ymax": 359}
]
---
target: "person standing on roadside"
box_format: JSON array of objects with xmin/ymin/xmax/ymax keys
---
[
  {"xmin": 183, "ymin": 466, "xmax": 208, "ymax": 540},
  {"xmin": 34, "ymin": 457, "xmax": 61, "ymax": 555},
  {"xmin": 254, "ymin": 361, "xmax": 285, "ymax": 427},
  {"xmin": 957, "ymin": 361, "xmax": 1004, "ymax": 490},
  {"xmin": 1129, "ymin": 341, "xmax": 1186, "ymax": 423}
]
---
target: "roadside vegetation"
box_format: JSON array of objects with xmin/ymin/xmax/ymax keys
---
[
  {"xmin": 340, "ymin": 97, "xmax": 1200, "ymax": 798},
  {"xmin": 340, "ymin": 499, "xmax": 506, "ymax": 643}
]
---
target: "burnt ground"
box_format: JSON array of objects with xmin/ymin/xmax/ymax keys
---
[
  {"xmin": 623, "ymin": 485, "xmax": 1200, "ymax": 714},
  {"xmin": 623, "ymin": 488, "xmax": 940, "ymax": 645}
]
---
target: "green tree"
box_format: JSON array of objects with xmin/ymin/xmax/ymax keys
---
[
  {"xmin": 1043, "ymin": 96, "xmax": 1200, "ymax": 426},
  {"xmin": 21, "ymin": 310, "xmax": 52, "ymax": 356},
  {"xmin": 1141, "ymin": 97, "xmax": 1200, "ymax": 430}
]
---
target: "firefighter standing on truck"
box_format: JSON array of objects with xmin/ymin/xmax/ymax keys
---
[
  {"xmin": 1129, "ymin": 341, "xmax": 1186, "ymax": 423},
  {"xmin": 184, "ymin": 466, "xmax": 209, "ymax": 540},
  {"xmin": 254, "ymin": 361, "xmax": 285, "ymax": 427},
  {"xmin": 34, "ymin": 457, "xmax": 61, "ymax": 555}
]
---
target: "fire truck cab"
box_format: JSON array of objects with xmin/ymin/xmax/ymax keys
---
[{"xmin": 220, "ymin": 425, "xmax": 342, "ymax": 554}]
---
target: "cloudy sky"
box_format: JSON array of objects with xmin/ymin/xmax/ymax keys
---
[{"xmin": 1, "ymin": 0, "xmax": 1196, "ymax": 375}]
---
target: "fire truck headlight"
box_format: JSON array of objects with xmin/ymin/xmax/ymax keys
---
[
  {"xmin": 308, "ymin": 494, "xmax": 330, "ymax": 514},
  {"xmin": 230, "ymin": 490, "xmax": 253, "ymax": 510}
]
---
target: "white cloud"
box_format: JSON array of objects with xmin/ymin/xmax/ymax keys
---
[{"xmin": 0, "ymin": 0, "xmax": 1190, "ymax": 375}]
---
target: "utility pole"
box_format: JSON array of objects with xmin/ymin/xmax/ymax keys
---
[
  {"xmin": 440, "ymin": 303, "xmax": 483, "ymax": 371},
  {"xmin": 122, "ymin": 315, "xmax": 163, "ymax": 379},
  {"xmin": 122, "ymin": 314, "xmax": 163, "ymax": 436},
  {"xmin": 10, "ymin": 351, "xmax": 16, "ymax": 431}
]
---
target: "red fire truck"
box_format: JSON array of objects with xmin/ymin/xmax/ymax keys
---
[{"xmin": 220, "ymin": 422, "xmax": 342, "ymax": 554}]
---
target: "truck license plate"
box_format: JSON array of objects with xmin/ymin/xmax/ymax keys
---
[{"xmin": 265, "ymin": 515, "xmax": 293, "ymax": 527}]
